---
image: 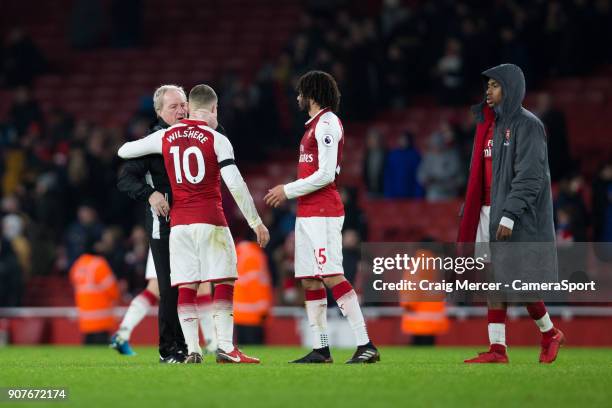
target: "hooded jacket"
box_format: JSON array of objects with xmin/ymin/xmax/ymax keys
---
[
  {"xmin": 458, "ymin": 64, "xmax": 557, "ymax": 290},
  {"xmin": 458, "ymin": 63, "xmax": 555, "ymax": 244}
]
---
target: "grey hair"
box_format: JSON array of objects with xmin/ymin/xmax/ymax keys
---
[{"xmin": 153, "ymin": 84, "xmax": 187, "ymax": 113}]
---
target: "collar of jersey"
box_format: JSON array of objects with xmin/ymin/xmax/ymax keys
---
[
  {"xmin": 180, "ymin": 118, "xmax": 209, "ymax": 126},
  {"xmin": 304, "ymin": 107, "xmax": 330, "ymax": 128}
]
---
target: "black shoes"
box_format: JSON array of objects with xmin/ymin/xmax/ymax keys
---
[
  {"xmin": 345, "ymin": 342, "xmax": 380, "ymax": 364},
  {"xmin": 159, "ymin": 349, "xmax": 186, "ymax": 364},
  {"xmin": 290, "ymin": 347, "xmax": 333, "ymax": 364}
]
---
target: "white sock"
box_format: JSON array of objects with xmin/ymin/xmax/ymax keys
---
[
  {"xmin": 534, "ymin": 313, "xmax": 554, "ymax": 332},
  {"xmin": 336, "ymin": 291, "xmax": 370, "ymax": 346},
  {"xmin": 197, "ymin": 300, "xmax": 217, "ymax": 350},
  {"xmin": 488, "ymin": 323, "xmax": 506, "ymax": 347},
  {"xmin": 305, "ymin": 298, "xmax": 329, "ymax": 349},
  {"xmin": 117, "ymin": 293, "xmax": 152, "ymax": 341},
  {"xmin": 178, "ymin": 298, "xmax": 201, "ymax": 355},
  {"xmin": 213, "ymin": 301, "xmax": 234, "ymax": 353}
]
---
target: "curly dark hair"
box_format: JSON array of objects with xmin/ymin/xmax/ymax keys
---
[{"xmin": 296, "ymin": 70, "xmax": 341, "ymax": 113}]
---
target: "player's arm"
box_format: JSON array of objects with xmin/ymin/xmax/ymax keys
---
[
  {"xmin": 116, "ymin": 158, "xmax": 156, "ymax": 202},
  {"xmin": 116, "ymin": 158, "xmax": 170, "ymax": 217},
  {"xmin": 215, "ymin": 133, "xmax": 270, "ymax": 247},
  {"xmin": 264, "ymin": 119, "xmax": 340, "ymax": 207},
  {"xmin": 283, "ymin": 120, "xmax": 341, "ymax": 199},
  {"xmin": 117, "ymin": 129, "xmax": 164, "ymax": 159}
]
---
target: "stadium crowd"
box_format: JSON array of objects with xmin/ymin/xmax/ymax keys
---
[{"xmin": 1, "ymin": 0, "xmax": 612, "ymax": 307}]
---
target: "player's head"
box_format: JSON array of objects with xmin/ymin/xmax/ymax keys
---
[
  {"xmin": 296, "ymin": 70, "xmax": 341, "ymax": 113},
  {"xmin": 153, "ymin": 84, "xmax": 187, "ymax": 126},
  {"xmin": 188, "ymin": 84, "xmax": 218, "ymax": 115},
  {"xmin": 486, "ymin": 78, "xmax": 502, "ymax": 108}
]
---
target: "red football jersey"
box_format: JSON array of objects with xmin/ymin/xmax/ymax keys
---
[
  {"xmin": 161, "ymin": 119, "xmax": 233, "ymax": 227},
  {"xmin": 292, "ymin": 108, "xmax": 344, "ymax": 217},
  {"xmin": 483, "ymin": 123, "xmax": 494, "ymax": 206}
]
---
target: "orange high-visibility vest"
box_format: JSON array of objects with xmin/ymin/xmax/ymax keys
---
[
  {"xmin": 69, "ymin": 254, "xmax": 119, "ymax": 333},
  {"xmin": 234, "ymin": 241, "xmax": 272, "ymax": 326},
  {"xmin": 400, "ymin": 249, "xmax": 449, "ymax": 336}
]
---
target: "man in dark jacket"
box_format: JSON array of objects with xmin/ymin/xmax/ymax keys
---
[
  {"xmin": 115, "ymin": 85, "xmax": 221, "ymax": 362},
  {"xmin": 458, "ymin": 64, "xmax": 564, "ymax": 364}
]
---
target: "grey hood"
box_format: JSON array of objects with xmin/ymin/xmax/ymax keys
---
[{"xmin": 482, "ymin": 63, "xmax": 525, "ymax": 119}]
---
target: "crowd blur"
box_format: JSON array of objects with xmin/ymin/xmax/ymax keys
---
[{"xmin": 1, "ymin": 0, "xmax": 612, "ymax": 307}]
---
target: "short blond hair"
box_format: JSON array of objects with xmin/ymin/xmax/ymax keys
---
[
  {"xmin": 153, "ymin": 84, "xmax": 186, "ymax": 113},
  {"xmin": 188, "ymin": 84, "xmax": 217, "ymax": 111}
]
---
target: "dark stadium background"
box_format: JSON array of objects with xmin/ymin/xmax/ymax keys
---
[{"xmin": 0, "ymin": 0, "xmax": 611, "ymax": 346}]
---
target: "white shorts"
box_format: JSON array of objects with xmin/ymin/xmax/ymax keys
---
[
  {"xmin": 295, "ymin": 216, "xmax": 344, "ymax": 279},
  {"xmin": 169, "ymin": 224, "xmax": 237, "ymax": 286},
  {"xmin": 475, "ymin": 205, "xmax": 491, "ymax": 262},
  {"xmin": 145, "ymin": 248, "xmax": 157, "ymax": 280}
]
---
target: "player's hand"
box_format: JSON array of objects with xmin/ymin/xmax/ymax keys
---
[
  {"xmin": 254, "ymin": 223, "xmax": 270, "ymax": 248},
  {"xmin": 264, "ymin": 185, "xmax": 287, "ymax": 208},
  {"xmin": 496, "ymin": 224, "xmax": 512, "ymax": 241},
  {"xmin": 193, "ymin": 108, "xmax": 218, "ymax": 130},
  {"xmin": 149, "ymin": 191, "xmax": 170, "ymax": 218}
]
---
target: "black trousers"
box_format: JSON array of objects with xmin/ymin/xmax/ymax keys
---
[{"xmin": 150, "ymin": 236, "xmax": 186, "ymax": 357}]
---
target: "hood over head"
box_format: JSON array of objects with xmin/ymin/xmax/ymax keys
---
[{"xmin": 482, "ymin": 63, "xmax": 525, "ymax": 118}]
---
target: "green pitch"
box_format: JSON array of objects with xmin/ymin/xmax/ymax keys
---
[{"xmin": 1, "ymin": 346, "xmax": 611, "ymax": 408}]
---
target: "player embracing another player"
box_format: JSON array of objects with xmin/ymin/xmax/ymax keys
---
[
  {"xmin": 118, "ymin": 84, "xmax": 269, "ymax": 364},
  {"xmin": 458, "ymin": 64, "xmax": 564, "ymax": 364},
  {"xmin": 265, "ymin": 71, "xmax": 379, "ymax": 364}
]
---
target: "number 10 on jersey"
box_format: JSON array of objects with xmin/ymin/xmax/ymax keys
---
[{"xmin": 169, "ymin": 146, "xmax": 205, "ymax": 184}]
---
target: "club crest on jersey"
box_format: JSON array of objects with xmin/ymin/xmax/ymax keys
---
[
  {"xmin": 504, "ymin": 129, "xmax": 511, "ymax": 146},
  {"xmin": 323, "ymin": 135, "xmax": 334, "ymax": 147}
]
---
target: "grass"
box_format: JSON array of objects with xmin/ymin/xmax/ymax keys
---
[{"xmin": 1, "ymin": 346, "xmax": 611, "ymax": 408}]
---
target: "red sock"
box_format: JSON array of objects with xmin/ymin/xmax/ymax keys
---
[
  {"xmin": 140, "ymin": 289, "xmax": 158, "ymax": 306},
  {"xmin": 214, "ymin": 284, "xmax": 234, "ymax": 304},
  {"xmin": 196, "ymin": 293, "xmax": 213, "ymax": 306},
  {"xmin": 526, "ymin": 301, "xmax": 547, "ymax": 320},
  {"xmin": 487, "ymin": 308, "xmax": 507, "ymax": 354},
  {"xmin": 178, "ymin": 287, "xmax": 197, "ymax": 312},
  {"xmin": 487, "ymin": 308, "xmax": 507, "ymax": 324},
  {"xmin": 331, "ymin": 280, "xmax": 352, "ymax": 301}
]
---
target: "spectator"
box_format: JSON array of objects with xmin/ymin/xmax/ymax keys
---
[
  {"xmin": 2, "ymin": 213, "xmax": 31, "ymax": 279},
  {"xmin": 69, "ymin": 239, "xmax": 119, "ymax": 345},
  {"xmin": 435, "ymin": 38, "xmax": 465, "ymax": 106},
  {"xmin": 0, "ymin": 237, "xmax": 23, "ymax": 306},
  {"xmin": 123, "ymin": 225, "xmax": 148, "ymax": 295},
  {"xmin": 340, "ymin": 186, "xmax": 368, "ymax": 241},
  {"xmin": 535, "ymin": 93, "xmax": 572, "ymax": 181},
  {"xmin": 592, "ymin": 163, "xmax": 612, "ymax": 242},
  {"xmin": 110, "ymin": 0, "xmax": 143, "ymax": 48},
  {"xmin": 555, "ymin": 206, "xmax": 575, "ymax": 243},
  {"xmin": 418, "ymin": 125, "xmax": 464, "ymax": 201},
  {"xmin": 384, "ymin": 132, "xmax": 423, "ymax": 198},
  {"xmin": 1, "ymin": 28, "xmax": 48, "ymax": 87},
  {"xmin": 8, "ymin": 87, "xmax": 44, "ymax": 137},
  {"xmin": 65, "ymin": 204, "xmax": 104, "ymax": 267},
  {"xmin": 341, "ymin": 229, "xmax": 361, "ymax": 285},
  {"xmin": 69, "ymin": 0, "xmax": 105, "ymax": 49},
  {"xmin": 362, "ymin": 128, "xmax": 386, "ymax": 197},
  {"xmin": 555, "ymin": 173, "xmax": 589, "ymax": 241}
]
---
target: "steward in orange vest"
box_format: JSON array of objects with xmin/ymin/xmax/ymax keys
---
[
  {"xmin": 400, "ymin": 248, "xmax": 449, "ymax": 345},
  {"xmin": 69, "ymin": 252, "xmax": 119, "ymax": 344},
  {"xmin": 234, "ymin": 240, "xmax": 272, "ymax": 345}
]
